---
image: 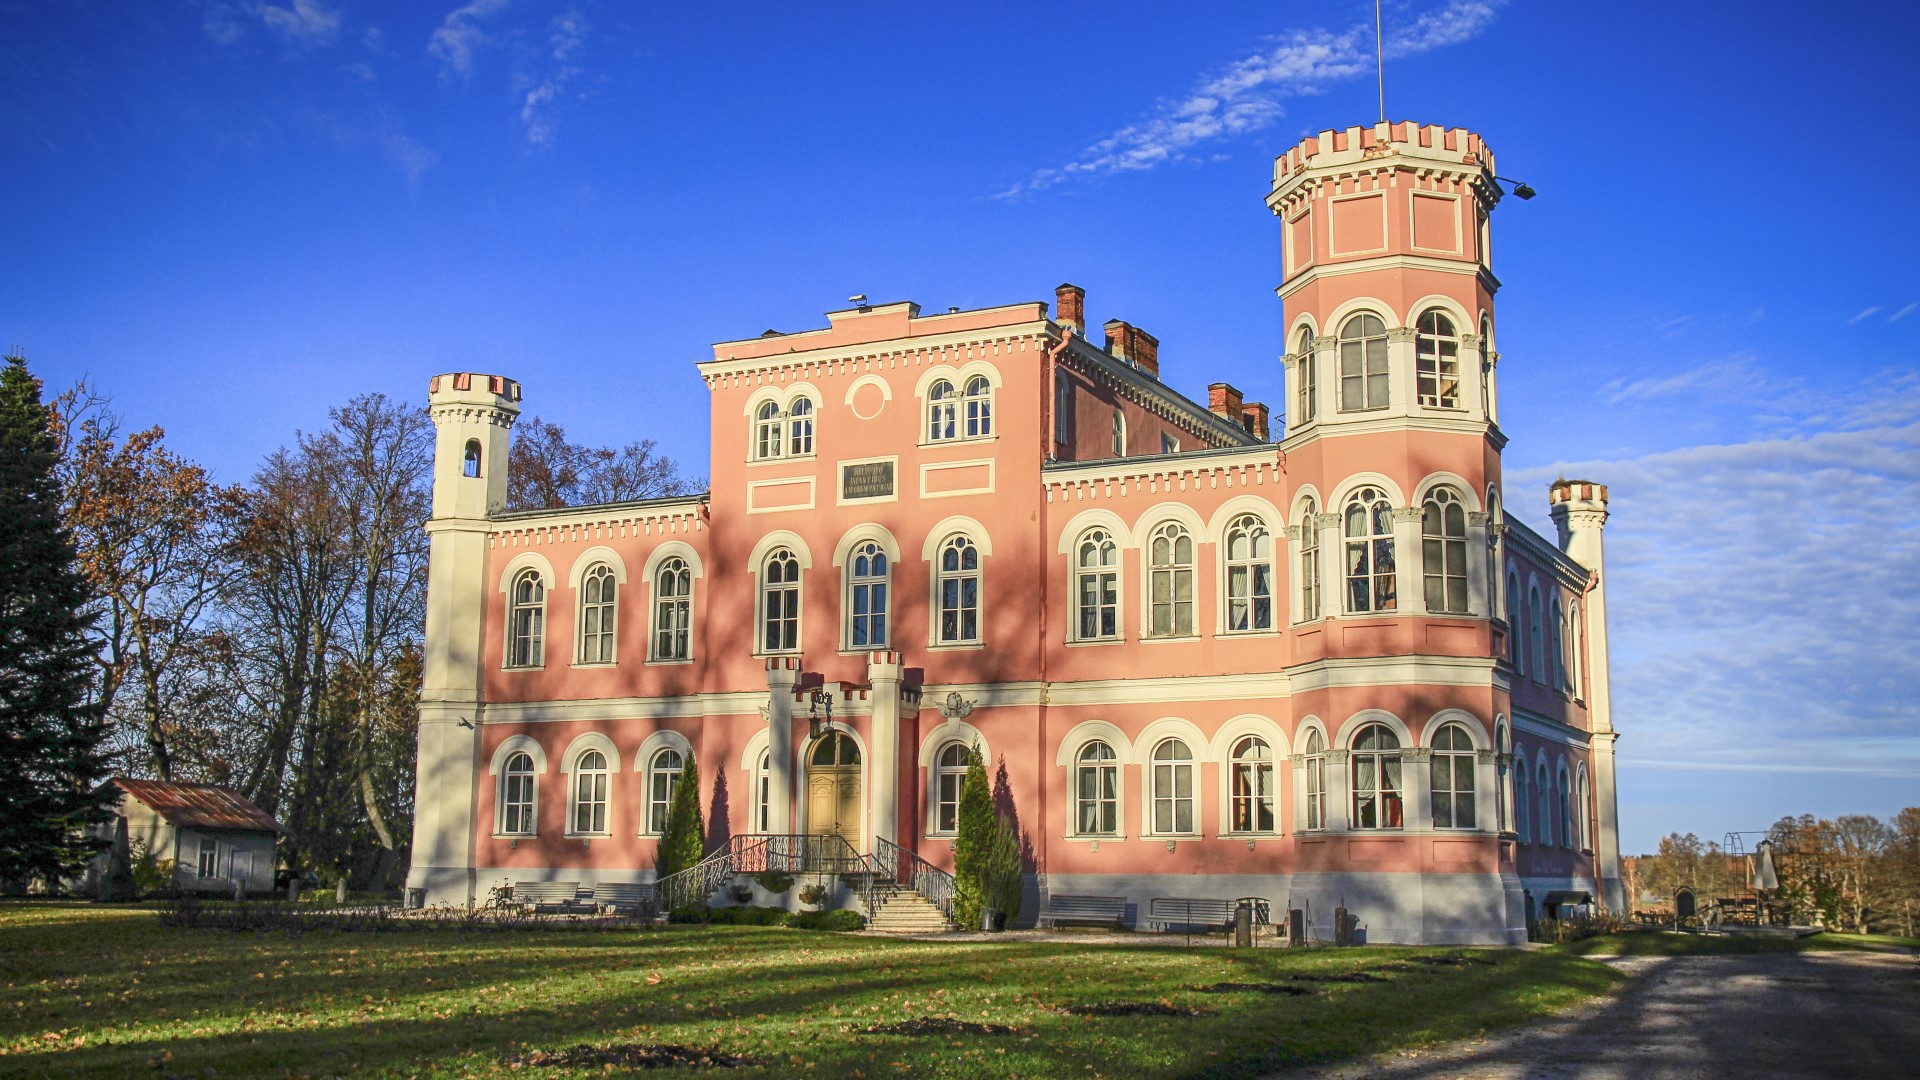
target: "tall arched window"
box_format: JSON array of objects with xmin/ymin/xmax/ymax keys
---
[
  {"xmin": 647, "ymin": 748, "xmax": 684, "ymax": 835},
  {"xmin": 1480, "ymin": 316, "xmax": 1495, "ymax": 418},
  {"xmin": 1422, "ymin": 488, "xmax": 1469, "ymax": 614},
  {"xmin": 1224, "ymin": 514, "xmax": 1273, "ymax": 633},
  {"xmin": 926, "ymin": 379, "xmax": 958, "ymax": 442},
  {"xmin": 1567, "ymin": 600, "xmax": 1582, "ymax": 695},
  {"xmin": 1298, "ymin": 499, "xmax": 1321, "ymax": 621},
  {"xmin": 1074, "ymin": 528, "xmax": 1120, "ymax": 641},
  {"xmin": 1415, "ymin": 309, "xmax": 1461, "ymax": 408},
  {"xmin": 935, "ymin": 534, "xmax": 981, "ymax": 645},
  {"xmin": 507, "ymin": 569, "xmax": 545, "ymax": 668},
  {"xmin": 963, "ymin": 375, "xmax": 992, "ymax": 438},
  {"xmin": 1230, "ymin": 735, "xmax": 1275, "ymax": 833},
  {"xmin": 1111, "ymin": 410, "xmax": 1126, "ymax": 457},
  {"xmin": 1557, "ymin": 766, "xmax": 1574, "ymax": 850},
  {"xmin": 653, "ymin": 557, "xmax": 692, "ymax": 661},
  {"xmin": 571, "ymin": 749, "xmax": 608, "ymax": 834},
  {"xmin": 578, "ymin": 564, "xmax": 617, "ymax": 664},
  {"xmin": 753, "ymin": 749, "xmax": 770, "ymax": 833},
  {"xmin": 1295, "ymin": 328, "xmax": 1318, "ymax": 424},
  {"xmin": 846, "ymin": 540, "xmax": 889, "ymax": 649},
  {"xmin": 1074, "ymin": 741, "xmax": 1118, "ymax": 835},
  {"xmin": 1344, "ymin": 487, "xmax": 1397, "ymax": 613},
  {"xmin": 932, "ymin": 742, "xmax": 969, "ymax": 835},
  {"xmin": 1576, "ymin": 768, "xmax": 1591, "ymax": 851},
  {"xmin": 463, "ymin": 439, "xmax": 482, "ymax": 478},
  {"xmin": 1350, "ymin": 724, "xmax": 1403, "ymax": 830},
  {"xmin": 1528, "ymin": 587, "xmax": 1546, "ymax": 684},
  {"xmin": 1494, "ymin": 721, "xmax": 1510, "ymax": 833},
  {"xmin": 754, "ymin": 401, "xmax": 784, "ymax": 461},
  {"xmin": 499, "ymin": 751, "xmax": 535, "ymax": 835},
  {"xmin": 1487, "ymin": 489, "xmax": 1504, "ymax": 611},
  {"xmin": 760, "ymin": 548, "xmax": 800, "ymax": 653},
  {"xmin": 1536, "ymin": 762, "xmax": 1553, "ymax": 847},
  {"xmin": 1337, "ymin": 313, "xmax": 1389, "ymax": 411},
  {"xmin": 787, "ymin": 398, "xmax": 814, "ymax": 456},
  {"xmin": 1505, "ymin": 570, "xmax": 1522, "ymax": 670},
  {"xmin": 1551, "ymin": 598, "xmax": 1567, "ymax": 691},
  {"xmin": 1147, "ymin": 522, "xmax": 1194, "ymax": 638},
  {"xmin": 1149, "ymin": 738, "xmax": 1195, "ymax": 835},
  {"xmin": 1431, "ymin": 725, "xmax": 1477, "ymax": 829},
  {"xmin": 1515, "ymin": 758, "xmax": 1530, "ymax": 842},
  {"xmin": 1303, "ymin": 730, "xmax": 1327, "ymax": 831}
]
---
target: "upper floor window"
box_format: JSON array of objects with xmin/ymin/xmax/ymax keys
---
[
  {"xmin": 1146, "ymin": 522, "xmax": 1195, "ymax": 638},
  {"xmin": 1295, "ymin": 328, "xmax": 1318, "ymax": 424},
  {"xmin": 1566, "ymin": 600, "xmax": 1582, "ymax": 693},
  {"xmin": 463, "ymin": 439, "xmax": 482, "ymax": 478},
  {"xmin": 1298, "ymin": 499, "xmax": 1322, "ymax": 621},
  {"xmin": 499, "ymin": 751, "xmax": 536, "ymax": 835},
  {"xmin": 1343, "ymin": 487, "xmax": 1397, "ymax": 613},
  {"xmin": 1111, "ymin": 410, "xmax": 1126, "ymax": 457},
  {"xmin": 653, "ymin": 557, "xmax": 692, "ymax": 661},
  {"xmin": 1575, "ymin": 770, "xmax": 1591, "ymax": 850},
  {"xmin": 1149, "ymin": 738, "xmax": 1196, "ymax": 835},
  {"xmin": 760, "ymin": 548, "xmax": 801, "ymax": 653},
  {"xmin": 1528, "ymin": 587, "xmax": 1546, "ymax": 684},
  {"xmin": 1074, "ymin": 740, "xmax": 1119, "ymax": 835},
  {"xmin": 1350, "ymin": 723, "xmax": 1403, "ymax": 830},
  {"xmin": 1422, "ymin": 488, "xmax": 1469, "ymax": 614},
  {"xmin": 507, "ymin": 569, "xmax": 545, "ymax": 668},
  {"xmin": 1224, "ymin": 514, "xmax": 1273, "ymax": 632},
  {"xmin": 1505, "ymin": 570, "xmax": 1522, "ymax": 669},
  {"xmin": 571, "ymin": 749, "xmax": 609, "ymax": 834},
  {"xmin": 1558, "ymin": 766, "xmax": 1574, "ymax": 850},
  {"xmin": 788, "ymin": 398, "xmax": 814, "ymax": 456},
  {"xmin": 932, "ymin": 742, "xmax": 969, "ymax": 835},
  {"xmin": 1431, "ymin": 725, "xmax": 1477, "ymax": 829},
  {"xmin": 1487, "ymin": 489, "xmax": 1504, "ymax": 609},
  {"xmin": 1230, "ymin": 735, "xmax": 1275, "ymax": 834},
  {"xmin": 1303, "ymin": 729, "xmax": 1327, "ymax": 831},
  {"xmin": 753, "ymin": 749, "xmax": 770, "ymax": 833},
  {"xmin": 1536, "ymin": 763, "xmax": 1553, "ymax": 846},
  {"xmin": 1073, "ymin": 528, "xmax": 1120, "ymax": 641},
  {"xmin": 846, "ymin": 540, "xmax": 890, "ymax": 649},
  {"xmin": 927, "ymin": 379, "xmax": 958, "ymax": 442},
  {"xmin": 578, "ymin": 563, "xmax": 617, "ymax": 664},
  {"xmin": 1415, "ymin": 310, "xmax": 1461, "ymax": 408},
  {"xmin": 1161, "ymin": 433, "xmax": 1179, "ymax": 454},
  {"xmin": 963, "ymin": 375, "xmax": 992, "ymax": 437},
  {"xmin": 647, "ymin": 748, "xmax": 684, "ymax": 835},
  {"xmin": 935, "ymin": 534, "xmax": 981, "ymax": 645},
  {"xmin": 1479, "ymin": 316, "xmax": 1495, "ymax": 417},
  {"xmin": 1551, "ymin": 598, "xmax": 1568, "ymax": 691},
  {"xmin": 754, "ymin": 401, "xmax": 784, "ymax": 461},
  {"xmin": 1337, "ymin": 313, "xmax": 1389, "ymax": 411},
  {"xmin": 1515, "ymin": 758, "xmax": 1531, "ymax": 842},
  {"xmin": 1053, "ymin": 376, "xmax": 1072, "ymax": 450}
]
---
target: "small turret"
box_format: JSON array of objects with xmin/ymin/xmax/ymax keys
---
[
  {"xmin": 1548, "ymin": 479, "xmax": 1609, "ymax": 571},
  {"xmin": 428, "ymin": 373, "xmax": 521, "ymax": 520}
]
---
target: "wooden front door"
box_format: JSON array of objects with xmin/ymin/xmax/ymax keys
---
[{"xmin": 805, "ymin": 732, "xmax": 862, "ymax": 849}]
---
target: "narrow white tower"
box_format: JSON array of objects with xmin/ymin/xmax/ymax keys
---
[{"xmin": 1549, "ymin": 479, "xmax": 1623, "ymax": 914}]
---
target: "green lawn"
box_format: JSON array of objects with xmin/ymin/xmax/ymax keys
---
[
  {"xmin": 0, "ymin": 901, "xmax": 1621, "ymax": 1079},
  {"xmin": 1567, "ymin": 928, "xmax": 1920, "ymax": 957}
]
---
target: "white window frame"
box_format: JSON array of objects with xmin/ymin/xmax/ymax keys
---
[
  {"xmin": 571, "ymin": 750, "xmax": 610, "ymax": 836},
  {"xmin": 1223, "ymin": 514, "xmax": 1274, "ymax": 633},
  {"xmin": 844, "ymin": 540, "xmax": 890, "ymax": 650},
  {"xmin": 1072, "ymin": 528, "xmax": 1121, "ymax": 642},
  {"xmin": 499, "ymin": 751, "xmax": 537, "ymax": 835},
  {"xmin": 1558, "ymin": 765, "xmax": 1574, "ymax": 850},
  {"xmin": 1147, "ymin": 738, "xmax": 1197, "ymax": 836},
  {"xmin": 1228, "ymin": 735, "xmax": 1277, "ymax": 835},
  {"xmin": 963, "ymin": 375, "xmax": 992, "ymax": 438},
  {"xmin": 926, "ymin": 379, "xmax": 958, "ymax": 442},
  {"xmin": 1430, "ymin": 725, "xmax": 1477, "ymax": 829},
  {"xmin": 1297, "ymin": 500, "xmax": 1321, "ymax": 622},
  {"xmin": 753, "ymin": 401, "xmax": 784, "ymax": 461},
  {"xmin": 1422, "ymin": 488, "xmax": 1470, "ymax": 615},
  {"xmin": 646, "ymin": 748, "xmax": 684, "ymax": 836},
  {"xmin": 1337, "ymin": 313, "xmax": 1389, "ymax": 411},
  {"xmin": 930, "ymin": 742, "xmax": 969, "ymax": 836},
  {"xmin": 1529, "ymin": 586, "xmax": 1546, "ymax": 684},
  {"xmin": 1295, "ymin": 328, "xmax": 1318, "ymax": 424},
  {"xmin": 1350, "ymin": 724, "xmax": 1403, "ymax": 830},
  {"xmin": 1111, "ymin": 410, "xmax": 1126, "ymax": 457},
  {"xmin": 577, "ymin": 563, "xmax": 617, "ymax": 665},
  {"xmin": 506, "ymin": 569, "xmax": 545, "ymax": 668},
  {"xmin": 1415, "ymin": 309, "xmax": 1461, "ymax": 408},
  {"xmin": 1145, "ymin": 522, "xmax": 1195, "ymax": 638},
  {"xmin": 787, "ymin": 397, "xmax": 814, "ymax": 456},
  {"xmin": 652, "ymin": 557, "xmax": 692, "ymax": 662},
  {"xmin": 1160, "ymin": 433, "xmax": 1179, "ymax": 454},
  {"xmin": 1073, "ymin": 740, "xmax": 1120, "ymax": 836},
  {"xmin": 933, "ymin": 534, "xmax": 981, "ymax": 646},
  {"xmin": 1343, "ymin": 487, "xmax": 1397, "ymax": 613},
  {"xmin": 752, "ymin": 749, "xmax": 771, "ymax": 834},
  {"xmin": 1536, "ymin": 762, "xmax": 1553, "ymax": 847},
  {"xmin": 197, "ymin": 837, "xmax": 218, "ymax": 878},
  {"xmin": 1302, "ymin": 730, "xmax": 1327, "ymax": 831},
  {"xmin": 759, "ymin": 548, "xmax": 801, "ymax": 654}
]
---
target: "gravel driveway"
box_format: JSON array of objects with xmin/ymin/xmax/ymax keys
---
[{"xmin": 1266, "ymin": 949, "xmax": 1920, "ymax": 1079}]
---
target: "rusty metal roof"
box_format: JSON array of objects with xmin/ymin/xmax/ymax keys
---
[{"xmin": 111, "ymin": 778, "xmax": 283, "ymax": 833}]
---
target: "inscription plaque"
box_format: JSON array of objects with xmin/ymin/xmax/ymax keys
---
[{"xmin": 840, "ymin": 461, "xmax": 894, "ymax": 500}]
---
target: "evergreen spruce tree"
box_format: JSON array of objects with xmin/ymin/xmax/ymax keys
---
[
  {"xmin": 952, "ymin": 743, "xmax": 993, "ymax": 928},
  {"xmin": 0, "ymin": 353, "xmax": 111, "ymax": 885},
  {"xmin": 657, "ymin": 753, "xmax": 705, "ymax": 878}
]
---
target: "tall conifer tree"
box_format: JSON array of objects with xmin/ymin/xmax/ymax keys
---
[
  {"xmin": 0, "ymin": 353, "xmax": 111, "ymax": 883},
  {"xmin": 657, "ymin": 752, "xmax": 705, "ymax": 878}
]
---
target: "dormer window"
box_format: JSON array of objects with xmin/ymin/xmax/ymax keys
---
[{"xmin": 462, "ymin": 440, "xmax": 482, "ymax": 478}]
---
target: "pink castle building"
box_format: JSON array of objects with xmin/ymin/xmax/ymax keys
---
[{"xmin": 406, "ymin": 120, "xmax": 1623, "ymax": 944}]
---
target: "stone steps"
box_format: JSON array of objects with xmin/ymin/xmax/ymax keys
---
[{"xmin": 866, "ymin": 887, "xmax": 956, "ymax": 933}]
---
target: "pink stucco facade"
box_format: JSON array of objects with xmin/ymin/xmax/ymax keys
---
[{"xmin": 407, "ymin": 120, "xmax": 1623, "ymax": 944}]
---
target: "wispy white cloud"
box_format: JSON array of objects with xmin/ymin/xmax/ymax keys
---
[
  {"xmin": 995, "ymin": 0, "xmax": 1505, "ymax": 199},
  {"xmin": 203, "ymin": 0, "xmax": 343, "ymax": 47},
  {"xmin": 1846, "ymin": 305, "xmax": 1882, "ymax": 324},
  {"xmin": 429, "ymin": 0, "xmax": 512, "ymax": 77},
  {"xmin": 1891, "ymin": 302, "xmax": 1917, "ymax": 322},
  {"xmin": 518, "ymin": 11, "xmax": 585, "ymax": 148},
  {"xmin": 1599, "ymin": 353, "xmax": 1779, "ymax": 406}
]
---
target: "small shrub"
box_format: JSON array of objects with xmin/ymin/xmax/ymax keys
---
[
  {"xmin": 789, "ymin": 909, "xmax": 864, "ymax": 932},
  {"xmin": 797, "ymin": 883, "xmax": 828, "ymax": 908},
  {"xmin": 754, "ymin": 871, "xmax": 794, "ymax": 894}
]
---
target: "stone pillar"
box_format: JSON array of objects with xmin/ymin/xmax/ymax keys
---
[
  {"xmin": 866, "ymin": 651, "xmax": 903, "ymax": 850},
  {"xmin": 1316, "ymin": 511, "xmax": 1343, "ymax": 617},
  {"xmin": 1592, "ymin": 732, "xmax": 1624, "ymax": 912},
  {"xmin": 765, "ymin": 658, "xmax": 801, "ymax": 834},
  {"xmin": 1402, "ymin": 747, "xmax": 1432, "ymax": 832},
  {"xmin": 1324, "ymin": 749, "xmax": 1351, "ymax": 832},
  {"xmin": 1392, "ymin": 506, "xmax": 1422, "ymax": 614},
  {"xmin": 1466, "ymin": 511, "xmax": 1491, "ymax": 617},
  {"xmin": 1480, "ymin": 749, "xmax": 1503, "ymax": 833}
]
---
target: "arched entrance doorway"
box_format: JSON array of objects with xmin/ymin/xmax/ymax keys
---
[{"xmin": 805, "ymin": 732, "xmax": 862, "ymax": 855}]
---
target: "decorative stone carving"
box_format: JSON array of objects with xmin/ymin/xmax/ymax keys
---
[
  {"xmin": 1478, "ymin": 749, "xmax": 1499, "ymax": 765},
  {"xmin": 1327, "ymin": 749, "xmax": 1350, "ymax": 765},
  {"xmin": 1312, "ymin": 335, "xmax": 1337, "ymax": 350},
  {"xmin": 1392, "ymin": 506, "xmax": 1423, "ymax": 523},
  {"xmin": 937, "ymin": 692, "xmax": 975, "ymax": 722},
  {"xmin": 1386, "ymin": 327, "xmax": 1418, "ymax": 343},
  {"xmin": 1403, "ymin": 747, "xmax": 1433, "ymax": 763},
  {"xmin": 1468, "ymin": 511, "xmax": 1490, "ymax": 527}
]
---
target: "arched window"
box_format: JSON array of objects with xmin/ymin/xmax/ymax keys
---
[
  {"xmin": 1415, "ymin": 309, "xmax": 1460, "ymax": 408},
  {"xmin": 578, "ymin": 564, "xmax": 617, "ymax": 664},
  {"xmin": 1480, "ymin": 316, "xmax": 1495, "ymax": 418},
  {"xmin": 1073, "ymin": 528, "xmax": 1120, "ymax": 641},
  {"xmin": 1557, "ymin": 766, "xmax": 1574, "ymax": 850},
  {"xmin": 1111, "ymin": 410, "xmax": 1126, "ymax": 457},
  {"xmin": 1536, "ymin": 762, "xmax": 1553, "ymax": 847},
  {"xmin": 1567, "ymin": 600, "xmax": 1582, "ymax": 695},
  {"xmin": 462, "ymin": 439, "xmax": 482, "ymax": 478},
  {"xmin": 1074, "ymin": 741, "xmax": 1118, "ymax": 836},
  {"xmin": 1337, "ymin": 313, "xmax": 1389, "ymax": 411},
  {"xmin": 787, "ymin": 398, "xmax": 814, "ymax": 456},
  {"xmin": 846, "ymin": 540, "xmax": 889, "ymax": 649},
  {"xmin": 499, "ymin": 751, "xmax": 535, "ymax": 835},
  {"xmin": 1576, "ymin": 769, "xmax": 1591, "ymax": 851},
  {"xmin": 1303, "ymin": 730, "xmax": 1327, "ymax": 831},
  {"xmin": 1528, "ymin": 587, "xmax": 1546, "ymax": 684},
  {"xmin": 963, "ymin": 375, "xmax": 992, "ymax": 438},
  {"xmin": 1505, "ymin": 570, "xmax": 1522, "ymax": 670},
  {"xmin": 1430, "ymin": 725, "xmax": 1477, "ymax": 829},
  {"xmin": 1224, "ymin": 514, "xmax": 1273, "ymax": 633},
  {"xmin": 1515, "ymin": 758, "xmax": 1530, "ymax": 842},
  {"xmin": 1230, "ymin": 735, "xmax": 1275, "ymax": 833},
  {"xmin": 1422, "ymin": 488, "xmax": 1469, "ymax": 614},
  {"xmin": 653, "ymin": 557, "xmax": 692, "ymax": 661},
  {"xmin": 1298, "ymin": 499, "xmax": 1321, "ymax": 621},
  {"xmin": 1147, "ymin": 522, "xmax": 1194, "ymax": 638},
  {"xmin": 811, "ymin": 731, "xmax": 861, "ymax": 766},
  {"xmin": 1487, "ymin": 489, "xmax": 1504, "ymax": 611},
  {"xmin": 1551, "ymin": 597, "xmax": 1567, "ymax": 691},
  {"xmin": 571, "ymin": 749, "xmax": 608, "ymax": 834},
  {"xmin": 507, "ymin": 569, "xmax": 545, "ymax": 668},
  {"xmin": 647, "ymin": 748, "xmax": 684, "ymax": 835},
  {"xmin": 754, "ymin": 401, "xmax": 784, "ymax": 461},
  {"xmin": 935, "ymin": 534, "xmax": 980, "ymax": 645},
  {"xmin": 753, "ymin": 749, "xmax": 770, "ymax": 833},
  {"xmin": 1149, "ymin": 739, "xmax": 1196, "ymax": 835},
  {"xmin": 932, "ymin": 742, "xmax": 969, "ymax": 835},
  {"xmin": 1295, "ymin": 328, "xmax": 1318, "ymax": 424},
  {"xmin": 1344, "ymin": 486, "xmax": 1397, "ymax": 613},
  {"xmin": 1350, "ymin": 723, "xmax": 1403, "ymax": 830},
  {"xmin": 926, "ymin": 379, "xmax": 958, "ymax": 442},
  {"xmin": 760, "ymin": 548, "xmax": 800, "ymax": 653},
  {"xmin": 1494, "ymin": 721, "xmax": 1510, "ymax": 833}
]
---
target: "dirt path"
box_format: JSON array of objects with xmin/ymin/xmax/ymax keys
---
[{"xmin": 1265, "ymin": 950, "xmax": 1920, "ymax": 1079}]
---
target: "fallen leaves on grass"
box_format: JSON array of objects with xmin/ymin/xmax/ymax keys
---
[
  {"xmin": 860, "ymin": 1018, "xmax": 1020, "ymax": 1037},
  {"xmin": 1196, "ymin": 982, "xmax": 1314, "ymax": 996},
  {"xmin": 502, "ymin": 1043, "xmax": 754, "ymax": 1069},
  {"xmin": 1047, "ymin": 1002, "xmax": 1211, "ymax": 1017}
]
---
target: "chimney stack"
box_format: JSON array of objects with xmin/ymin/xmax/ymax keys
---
[
  {"xmin": 1055, "ymin": 283, "xmax": 1085, "ymax": 334},
  {"xmin": 1208, "ymin": 382, "xmax": 1245, "ymax": 423},
  {"xmin": 1105, "ymin": 319, "xmax": 1160, "ymax": 379},
  {"xmin": 1241, "ymin": 402, "xmax": 1270, "ymax": 441}
]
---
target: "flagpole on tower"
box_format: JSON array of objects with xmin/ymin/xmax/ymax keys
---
[{"xmin": 1375, "ymin": 0, "xmax": 1387, "ymax": 124}]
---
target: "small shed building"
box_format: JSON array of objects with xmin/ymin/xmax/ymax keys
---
[{"xmin": 91, "ymin": 778, "xmax": 283, "ymax": 896}]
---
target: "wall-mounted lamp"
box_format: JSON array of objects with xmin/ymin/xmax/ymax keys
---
[
  {"xmin": 456, "ymin": 717, "xmax": 474, "ymax": 730},
  {"xmin": 807, "ymin": 688, "xmax": 834, "ymax": 739},
  {"xmin": 1492, "ymin": 175, "xmax": 1536, "ymax": 200}
]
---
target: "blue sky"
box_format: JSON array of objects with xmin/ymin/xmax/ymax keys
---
[{"xmin": 4, "ymin": 1, "xmax": 1915, "ymax": 852}]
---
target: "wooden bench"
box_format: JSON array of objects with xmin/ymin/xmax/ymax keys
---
[
  {"xmin": 593, "ymin": 882, "xmax": 657, "ymax": 917},
  {"xmin": 1039, "ymin": 894, "xmax": 1129, "ymax": 929},
  {"xmin": 513, "ymin": 881, "xmax": 588, "ymax": 914},
  {"xmin": 1147, "ymin": 896, "xmax": 1273, "ymax": 933}
]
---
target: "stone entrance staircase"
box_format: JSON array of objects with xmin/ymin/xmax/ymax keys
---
[{"xmin": 865, "ymin": 881, "xmax": 957, "ymax": 933}]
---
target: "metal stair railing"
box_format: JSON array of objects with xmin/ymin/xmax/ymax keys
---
[
  {"xmin": 875, "ymin": 837, "xmax": 956, "ymax": 924},
  {"xmin": 658, "ymin": 834, "xmax": 883, "ymax": 917},
  {"xmin": 654, "ymin": 835, "xmax": 771, "ymax": 913}
]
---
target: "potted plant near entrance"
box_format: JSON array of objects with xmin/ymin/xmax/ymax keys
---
[{"xmin": 797, "ymin": 882, "xmax": 828, "ymax": 909}]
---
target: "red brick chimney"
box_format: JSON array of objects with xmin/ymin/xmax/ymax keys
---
[
  {"xmin": 1208, "ymin": 382, "xmax": 1244, "ymax": 423},
  {"xmin": 1055, "ymin": 283, "xmax": 1085, "ymax": 334},
  {"xmin": 1105, "ymin": 319, "xmax": 1160, "ymax": 379},
  {"xmin": 1241, "ymin": 402, "xmax": 1270, "ymax": 441}
]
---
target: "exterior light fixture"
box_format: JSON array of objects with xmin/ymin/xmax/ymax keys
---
[
  {"xmin": 808, "ymin": 688, "xmax": 834, "ymax": 738},
  {"xmin": 1492, "ymin": 175, "xmax": 1536, "ymax": 200}
]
